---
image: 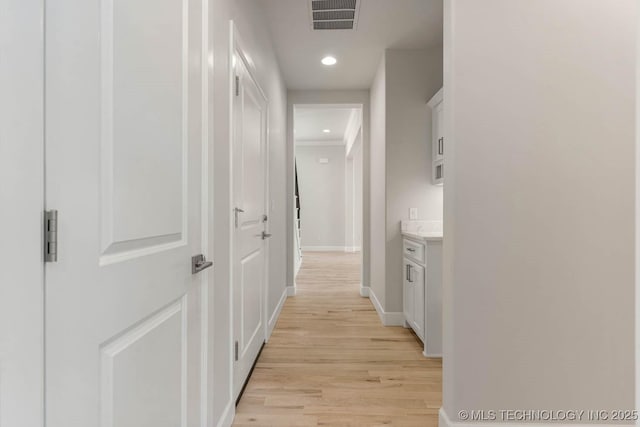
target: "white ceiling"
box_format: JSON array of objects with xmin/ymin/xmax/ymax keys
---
[
  {"xmin": 294, "ymin": 107, "xmax": 358, "ymax": 144},
  {"xmin": 262, "ymin": 0, "xmax": 443, "ymax": 90}
]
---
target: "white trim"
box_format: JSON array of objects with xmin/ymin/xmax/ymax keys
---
[
  {"xmin": 226, "ymin": 20, "xmax": 236, "ymax": 411},
  {"xmin": 287, "ymin": 285, "xmax": 297, "ymax": 297},
  {"xmin": 267, "ymin": 288, "xmax": 287, "ymax": 341},
  {"xmin": 423, "ymin": 351, "xmax": 442, "ymax": 358},
  {"xmin": 636, "ymin": 0, "xmax": 640, "ymax": 418},
  {"xmin": 369, "ymin": 287, "xmax": 384, "ymax": 321},
  {"xmin": 438, "ymin": 408, "xmax": 630, "ymax": 427},
  {"xmin": 295, "ymin": 103, "xmax": 363, "ymax": 110},
  {"xmin": 302, "ymin": 246, "xmax": 347, "ymax": 252},
  {"xmin": 344, "ymin": 109, "xmax": 362, "ymax": 155},
  {"xmin": 300, "ymin": 246, "xmax": 360, "ymax": 253},
  {"xmin": 216, "ymin": 401, "xmax": 235, "ymax": 427},
  {"xmin": 295, "ymin": 139, "xmax": 345, "ymax": 147},
  {"xmin": 369, "ymin": 288, "xmax": 404, "ymax": 326},
  {"xmin": 199, "ymin": 0, "xmax": 210, "ymax": 423},
  {"xmin": 359, "ymin": 285, "xmax": 370, "ymax": 297},
  {"xmin": 427, "ymin": 87, "xmax": 444, "ymax": 108}
]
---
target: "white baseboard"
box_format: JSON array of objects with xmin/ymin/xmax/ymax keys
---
[
  {"xmin": 267, "ymin": 287, "xmax": 287, "ymax": 341},
  {"xmin": 369, "ymin": 287, "xmax": 384, "ymax": 321},
  {"xmin": 369, "ymin": 288, "xmax": 404, "ymax": 326},
  {"xmin": 438, "ymin": 408, "xmax": 454, "ymax": 427},
  {"xmin": 302, "ymin": 246, "xmax": 347, "ymax": 252},
  {"xmin": 216, "ymin": 401, "xmax": 234, "ymax": 427},
  {"xmin": 423, "ymin": 351, "xmax": 443, "ymax": 358},
  {"xmin": 438, "ymin": 407, "xmax": 627, "ymax": 427},
  {"xmin": 345, "ymin": 246, "xmax": 362, "ymax": 253},
  {"xmin": 286, "ymin": 285, "xmax": 296, "ymax": 296},
  {"xmin": 359, "ymin": 284, "xmax": 370, "ymax": 297}
]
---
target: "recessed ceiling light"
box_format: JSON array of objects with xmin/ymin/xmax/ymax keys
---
[
  {"xmin": 321, "ymin": 56, "xmax": 337, "ymax": 66},
  {"xmin": 323, "ymin": 129, "xmax": 331, "ymax": 133}
]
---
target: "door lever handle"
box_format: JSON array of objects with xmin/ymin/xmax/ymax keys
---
[
  {"xmin": 192, "ymin": 254, "xmax": 213, "ymax": 274},
  {"xmin": 261, "ymin": 231, "xmax": 272, "ymax": 240}
]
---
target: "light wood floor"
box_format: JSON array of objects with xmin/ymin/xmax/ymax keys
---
[{"xmin": 233, "ymin": 251, "xmax": 442, "ymax": 427}]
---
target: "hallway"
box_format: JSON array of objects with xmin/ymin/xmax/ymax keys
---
[{"xmin": 233, "ymin": 252, "xmax": 442, "ymax": 426}]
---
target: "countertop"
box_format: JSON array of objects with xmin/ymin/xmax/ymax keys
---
[{"xmin": 401, "ymin": 231, "xmax": 443, "ymax": 242}]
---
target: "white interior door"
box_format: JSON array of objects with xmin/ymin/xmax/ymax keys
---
[
  {"xmin": 45, "ymin": 0, "xmax": 209, "ymax": 425},
  {"xmin": 0, "ymin": 1, "xmax": 44, "ymax": 425},
  {"xmin": 232, "ymin": 50, "xmax": 269, "ymax": 399}
]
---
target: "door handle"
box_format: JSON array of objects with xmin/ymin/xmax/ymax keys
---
[
  {"xmin": 438, "ymin": 137, "xmax": 444, "ymax": 155},
  {"xmin": 407, "ymin": 265, "xmax": 414, "ymax": 283},
  {"xmin": 192, "ymin": 254, "xmax": 213, "ymax": 274},
  {"xmin": 261, "ymin": 231, "xmax": 272, "ymax": 240}
]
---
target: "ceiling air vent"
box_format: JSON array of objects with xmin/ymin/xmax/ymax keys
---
[{"xmin": 310, "ymin": 0, "xmax": 360, "ymax": 31}]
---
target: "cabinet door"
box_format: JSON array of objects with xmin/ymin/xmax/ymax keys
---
[
  {"xmin": 412, "ymin": 264, "xmax": 426, "ymax": 341},
  {"xmin": 432, "ymin": 101, "xmax": 444, "ymax": 162},
  {"xmin": 403, "ymin": 260, "xmax": 414, "ymax": 324}
]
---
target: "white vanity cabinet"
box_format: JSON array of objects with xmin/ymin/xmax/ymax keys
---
[
  {"xmin": 402, "ymin": 233, "xmax": 443, "ymax": 358},
  {"xmin": 428, "ymin": 88, "xmax": 444, "ymax": 185}
]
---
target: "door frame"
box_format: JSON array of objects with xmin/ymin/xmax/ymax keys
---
[
  {"xmin": 228, "ymin": 20, "xmax": 271, "ymax": 399},
  {"xmin": 0, "ymin": 0, "xmax": 45, "ymax": 425},
  {"xmin": 200, "ymin": 0, "xmax": 212, "ymax": 423}
]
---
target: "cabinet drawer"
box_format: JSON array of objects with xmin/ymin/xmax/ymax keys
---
[{"xmin": 403, "ymin": 239, "xmax": 425, "ymax": 264}]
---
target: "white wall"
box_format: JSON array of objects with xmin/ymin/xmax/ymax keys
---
[
  {"xmin": 345, "ymin": 154, "xmax": 354, "ymax": 250},
  {"xmin": 369, "ymin": 48, "xmax": 444, "ymax": 316},
  {"xmin": 296, "ymin": 145, "xmax": 347, "ymax": 249},
  {"xmin": 442, "ymin": 0, "xmax": 636, "ymax": 423},
  {"xmin": 370, "ymin": 58, "xmax": 387, "ymax": 308},
  {"xmin": 211, "ymin": 0, "xmax": 287, "ymax": 424},
  {"xmin": 351, "ymin": 130, "xmax": 363, "ymax": 250},
  {"xmin": 385, "ymin": 48, "xmax": 443, "ymax": 312},
  {"xmin": 287, "ymin": 91, "xmax": 370, "ymax": 291}
]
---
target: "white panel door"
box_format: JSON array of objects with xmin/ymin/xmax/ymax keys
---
[
  {"xmin": 232, "ymin": 51, "xmax": 269, "ymax": 399},
  {"xmin": 0, "ymin": 0, "xmax": 44, "ymax": 425},
  {"xmin": 45, "ymin": 0, "xmax": 208, "ymax": 425}
]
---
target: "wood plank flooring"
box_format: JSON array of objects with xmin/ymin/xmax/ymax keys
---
[{"xmin": 233, "ymin": 251, "xmax": 442, "ymax": 427}]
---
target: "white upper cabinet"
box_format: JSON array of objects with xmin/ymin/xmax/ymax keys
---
[{"xmin": 428, "ymin": 88, "xmax": 444, "ymax": 185}]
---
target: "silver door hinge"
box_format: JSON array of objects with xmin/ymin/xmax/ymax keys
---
[
  {"xmin": 234, "ymin": 341, "xmax": 239, "ymax": 361},
  {"xmin": 235, "ymin": 76, "xmax": 240, "ymax": 96},
  {"xmin": 44, "ymin": 210, "xmax": 58, "ymax": 262}
]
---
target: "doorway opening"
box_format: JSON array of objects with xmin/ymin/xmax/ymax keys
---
[{"xmin": 293, "ymin": 104, "xmax": 364, "ymax": 288}]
